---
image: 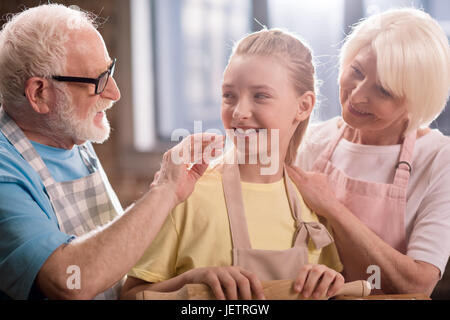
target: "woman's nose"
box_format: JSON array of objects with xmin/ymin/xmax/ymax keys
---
[{"xmin": 350, "ymin": 81, "xmax": 369, "ymax": 104}]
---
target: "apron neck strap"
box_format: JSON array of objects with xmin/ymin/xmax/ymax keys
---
[
  {"xmin": 221, "ymin": 162, "xmax": 305, "ymax": 250},
  {"xmin": 314, "ymin": 118, "xmax": 416, "ymax": 188},
  {"xmin": 221, "ymin": 162, "xmax": 253, "ymax": 249},
  {"xmin": 0, "ymin": 108, "xmax": 56, "ymax": 188},
  {"xmin": 79, "ymin": 144, "xmax": 99, "ymax": 173},
  {"xmin": 284, "ymin": 168, "xmax": 333, "ymax": 248},
  {"xmin": 313, "ymin": 121, "xmax": 347, "ymax": 172},
  {"xmin": 392, "ymin": 130, "xmax": 416, "ymax": 188}
]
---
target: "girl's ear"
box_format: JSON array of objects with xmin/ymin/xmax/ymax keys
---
[
  {"xmin": 24, "ymin": 77, "xmax": 54, "ymax": 114},
  {"xmin": 295, "ymin": 91, "xmax": 315, "ymax": 122}
]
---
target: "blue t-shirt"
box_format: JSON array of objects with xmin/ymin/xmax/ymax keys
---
[{"xmin": 0, "ymin": 131, "xmax": 92, "ymax": 299}]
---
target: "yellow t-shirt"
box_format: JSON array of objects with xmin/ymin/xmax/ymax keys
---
[{"xmin": 128, "ymin": 168, "xmax": 342, "ymax": 282}]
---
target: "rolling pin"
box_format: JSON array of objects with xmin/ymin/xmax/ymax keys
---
[{"xmin": 136, "ymin": 279, "xmax": 371, "ymax": 300}]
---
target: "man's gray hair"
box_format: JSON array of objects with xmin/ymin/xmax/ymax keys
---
[{"xmin": 0, "ymin": 4, "xmax": 97, "ymax": 114}]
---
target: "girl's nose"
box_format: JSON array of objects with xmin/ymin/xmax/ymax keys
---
[{"xmin": 232, "ymin": 100, "xmax": 252, "ymax": 121}]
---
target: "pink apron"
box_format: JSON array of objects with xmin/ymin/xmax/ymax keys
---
[
  {"xmin": 221, "ymin": 162, "xmax": 333, "ymax": 281},
  {"xmin": 311, "ymin": 121, "xmax": 416, "ymax": 281}
]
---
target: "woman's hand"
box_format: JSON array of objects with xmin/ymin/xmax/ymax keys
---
[
  {"xmin": 182, "ymin": 266, "xmax": 266, "ymax": 300},
  {"xmin": 287, "ymin": 165, "xmax": 341, "ymax": 219},
  {"xmin": 293, "ymin": 264, "xmax": 344, "ymax": 299}
]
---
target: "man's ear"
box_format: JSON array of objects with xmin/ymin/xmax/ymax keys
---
[
  {"xmin": 295, "ymin": 91, "xmax": 315, "ymax": 122},
  {"xmin": 24, "ymin": 77, "xmax": 53, "ymax": 114}
]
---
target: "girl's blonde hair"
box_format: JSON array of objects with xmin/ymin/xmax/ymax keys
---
[
  {"xmin": 229, "ymin": 28, "xmax": 317, "ymax": 165},
  {"xmin": 340, "ymin": 8, "xmax": 450, "ymax": 132}
]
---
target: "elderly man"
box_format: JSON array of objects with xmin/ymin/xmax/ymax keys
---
[{"xmin": 0, "ymin": 4, "xmax": 218, "ymax": 300}]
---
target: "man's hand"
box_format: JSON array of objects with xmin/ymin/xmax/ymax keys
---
[{"xmin": 151, "ymin": 133, "xmax": 224, "ymax": 205}]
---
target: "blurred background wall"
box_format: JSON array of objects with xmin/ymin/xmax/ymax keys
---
[{"xmin": 0, "ymin": 0, "xmax": 449, "ymax": 298}]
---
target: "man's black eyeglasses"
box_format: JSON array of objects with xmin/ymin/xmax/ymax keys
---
[{"xmin": 52, "ymin": 58, "xmax": 116, "ymax": 95}]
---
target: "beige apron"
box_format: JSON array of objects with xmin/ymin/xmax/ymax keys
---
[
  {"xmin": 221, "ymin": 162, "xmax": 333, "ymax": 281},
  {"xmin": 311, "ymin": 121, "xmax": 416, "ymax": 281},
  {"xmin": 0, "ymin": 108, "xmax": 124, "ymax": 299}
]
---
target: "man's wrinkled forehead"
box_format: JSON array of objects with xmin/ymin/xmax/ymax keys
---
[
  {"xmin": 64, "ymin": 27, "xmax": 111, "ymax": 75},
  {"xmin": 67, "ymin": 27, "xmax": 107, "ymax": 53}
]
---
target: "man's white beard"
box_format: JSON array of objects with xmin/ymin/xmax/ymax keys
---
[{"xmin": 50, "ymin": 89, "xmax": 113, "ymax": 144}]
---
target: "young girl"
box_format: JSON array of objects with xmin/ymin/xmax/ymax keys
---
[{"xmin": 121, "ymin": 28, "xmax": 343, "ymax": 300}]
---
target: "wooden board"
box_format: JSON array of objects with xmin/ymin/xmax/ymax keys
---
[
  {"xmin": 137, "ymin": 279, "xmax": 372, "ymax": 300},
  {"xmin": 333, "ymin": 293, "xmax": 430, "ymax": 300}
]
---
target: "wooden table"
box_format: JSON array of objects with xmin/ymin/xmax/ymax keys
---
[{"xmin": 333, "ymin": 293, "xmax": 430, "ymax": 300}]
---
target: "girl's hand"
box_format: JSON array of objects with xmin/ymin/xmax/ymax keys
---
[
  {"xmin": 287, "ymin": 165, "xmax": 341, "ymax": 219},
  {"xmin": 183, "ymin": 266, "xmax": 265, "ymax": 300},
  {"xmin": 293, "ymin": 264, "xmax": 344, "ymax": 299}
]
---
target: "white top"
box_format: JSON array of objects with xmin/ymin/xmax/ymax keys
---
[{"xmin": 296, "ymin": 117, "xmax": 450, "ymax": 276}]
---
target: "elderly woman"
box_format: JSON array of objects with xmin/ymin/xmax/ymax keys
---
[{"xmin": 288, "ymin": 8, "xmax": 450, "ymax": 296}]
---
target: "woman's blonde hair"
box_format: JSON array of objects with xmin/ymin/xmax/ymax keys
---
[
  {"xmin": 340, "ymin": 8, "xmax": 450, "ymax": 132},
  {"xmin": 229, "ymin": 28, "xmax": 317, "ymax": 164},
  {"xmin": 0, "ymin": 4, "xmax": 97, "ymax": 115}
]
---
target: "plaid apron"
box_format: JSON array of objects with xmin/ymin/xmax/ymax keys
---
[{"xmin": 0, "ymin": 108, "xmax": 124, "ymax": 300}]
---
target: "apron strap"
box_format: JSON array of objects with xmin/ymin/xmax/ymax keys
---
[
  {"xmin": 79, "ymin": 144, "xmax": 99, "ymax": 173},
  {"xmin": 284, "ymin": 168, "xmax": 333, "ymax": 249},
  {"xmin": 312, "ymin": 120, "xmax": 347, "ymax": 172},
  {"xmin": 0, "ymin": 108, "xmax": 56, "ymax": 188},
  {"xmin": 285, "ymin": 167, "xmax": 333, "ymax": 248},
  {"xmin": 222, "ymin": 162, "xmax": 253, "ymax": 249},
  {"xmin": 294, "ymin": 221, "xmax": 333, "ymax": 249},
  {"xmin": 311, "ymin": 117, "xmax": 416, "ymax": 189},
  {"xmin": 222, "ymin": 158, "xmax": 331, "ymax": 250},
  {"xmin": 0, "ymin": 108, "xmax": 102, "ymax": 202},
  {"xmin": 392, "ymin": 130, "xmax": 416, "ymax": 188}
]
